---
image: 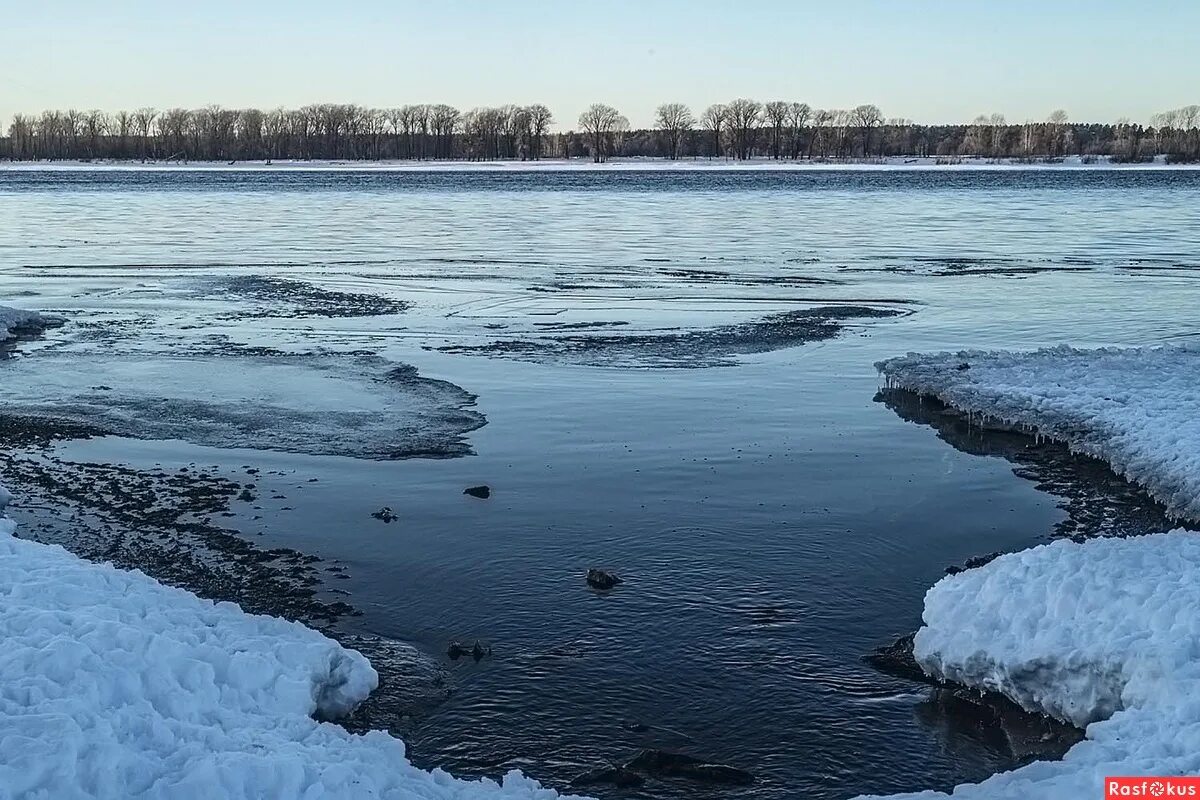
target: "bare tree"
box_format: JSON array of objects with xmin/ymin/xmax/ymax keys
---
[
  {"xmin": 764, "ymin": 101, "xmax": 789, "ymax": 159},
  {"xmin": 700, "ymin": 103, "xmax": 727, "ymax": 158},
  {"xmin": 1047, "ymin": 109, "xmax": 1069, "ymax": 157},
  {"xmin": 578, "ymin": 103, "xmax": 621, "ymax": 162},
  {"xmin": 787, "ymin": 102, "xmax": 811, "ymax": 159},
  {"xmin": 133, "ymin": 107, "xmax": 158, "ymax": 160},
  {"xmin": 725, "ymin": 99, "xmax": 763, "ymax": 160},
  {"xmin": 852, "ymin": 104, "xmax": 883, "ymax": 158},
  {"xmin": 655, "ymin": 102, "xmax": 694, "ymax": 160},
  {"xmin": 527, "ymin": 104, "xmax": 553, "ymax": 159},
  {"xmin": 810, "ymin": 109, "xmax": 833, "ymax": 159}
]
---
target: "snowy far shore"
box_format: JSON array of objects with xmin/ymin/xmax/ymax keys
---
[
  {"xmin": 862, "ymin": 346, "xmax": 1200, "ymax": 799},
  {"xmin": 0, "ymin": 479, "xmax": 580, "ymax": 797},
  {"xmin": 2, "ymin": 155, "xmax": 1197, "ymax": 172}
]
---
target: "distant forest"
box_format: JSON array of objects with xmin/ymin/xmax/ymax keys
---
[{"xmin": 4, "ymin": 101, "xmax": 1199, "ymax": 163}]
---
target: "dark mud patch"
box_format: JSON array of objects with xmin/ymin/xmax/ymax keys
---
[
  {"xmin": 0, "ymin": 417, "xmax": 352, "ymax": 625},
  {"xmin": 71, "ymin": 313, "xmax": 153, "ymax": 343},
  {"xmin": 1, "ymin": 413, "xmax": 452, "ymax": 733},
  {"xmin": 876, "ymin": 388, "xmax": 1187, "ymax": 540},
  {"xmin": 214, "ymin": 276, "xmax": 411, "ymax": 319},
  {"xmin": 0, "ymin": 350, "xmax": 486, "ymax": 459},
  {"xmin": 437, "ymin": 306, "xmax": 903, "ymax": 368}
]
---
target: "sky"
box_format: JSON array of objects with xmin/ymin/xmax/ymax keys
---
[{"xmin": 2, "ymin": 0, "xmax": 1196, "ymax": 129}]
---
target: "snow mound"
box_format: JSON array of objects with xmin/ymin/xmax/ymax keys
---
[
  {"xmin": 0, "ymin": 305, "xmax": 61, "ymax": 344},
  {"xmin": 862, "ymin": 533, "xmax": 1200, "ymax": 799},
  {"xmin": 864, "ymin": 345, "xmax": 1200, "ymax": 798},
  {"xmin": 878, "ymin": 345, "xmax": 1200, "ymax": 520},
  {"xmin": 0, "ymin": 486, "xmax": 581, "ymax": 799}
]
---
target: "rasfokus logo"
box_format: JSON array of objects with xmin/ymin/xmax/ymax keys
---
[{"xmin": 1107, "ymin": 778, "xmax": 1200, "ymax": 798}]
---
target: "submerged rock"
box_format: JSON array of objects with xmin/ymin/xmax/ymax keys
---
[
  {"xmin": 571, "ymin": 766, "xmax": 645, "ymax": 788},
  {"xmin": 586, "ymin": 568, "xmax": 622, "ymax": 590},
  {"xmin": 623, "ymin": 749, "xmax": 755, "ymax": 786},
  {"xmin": 447, "ymin": 640, "xmax": 490, "ymax": 662},
  {"xmin": 463, "ymin": 485, "xmax": 491, "ymax": 499}
]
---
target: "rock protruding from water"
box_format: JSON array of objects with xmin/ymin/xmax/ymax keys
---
[
  {"xmin": 945, "ymin": 551, "xmax": 1002, "ymax": 575},
  {"xmin": 463, "ymin": 485, "xmax": 491, "ymax": 499},
  {"xmin": 371, "ymin": 507, "xmax": 398, "ymax": 523},
  {"xmin": 863, "ymin": 633, "xmax": 930, "ymax": 684},
  {"xmin": 586, "ymin": 568, "xmax": 622, "ymax": 590},
  {"xmin": 447, "ymin": 640, "xmax": 490, "ymax": 662}
]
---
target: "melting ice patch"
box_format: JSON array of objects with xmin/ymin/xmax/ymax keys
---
[
  {"xmin": 0, "ymin": 305, "xmax": 63, "ymax": 344},
  {"xmin": 0, "ymin": 487, "xmax": 581, "ymax": 799},
  {"xmin": 878, "ymin": 345, "xmax": 1200, "ymax": 520},
  {"xmin": 0, "ymin": 350, "xmax": 485, "ymax": 459},
  {"xmin": 861, "ymin": 533, "xmax": 1200, "ymax": 799}
]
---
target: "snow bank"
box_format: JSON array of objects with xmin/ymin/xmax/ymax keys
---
[
  {"xmin": 861, "ymin": 345, "xmax": 1200, "ymax": 798},
  {"xmin": 0, "ymin": 486, "xmax": 580, "ymax": 799},
  {"xmin": 878, "ymin": 345, "xmax": 1200, "ymax": 520},
  {"xmin": 862, "ymin": 533, "xmax": 1200, "ymax": 799},
  {"xmin": 0, "ymin": 305, "xmax": 61, "ymax": 344}
]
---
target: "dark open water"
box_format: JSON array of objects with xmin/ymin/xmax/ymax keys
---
[{"xmin": 2, "ymin": 168, "xmax": 1199, "ymax": 799}]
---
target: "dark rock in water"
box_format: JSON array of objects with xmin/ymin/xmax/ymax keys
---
[
  {"xmin": 863, "ymin": 633, "xmax": 932, "ymax": 684},
  {"xmin": 956, "ymin": 362, "xmax": 971, "ymax": 371},
  {"xmin": 586, "ymin": 568, "xmax": 622, "ymax": 590},
  {"xmin": 447, "ymin": 640, "xmax": 490, "ymax": 662},
  {"xmin": 463, "ymin": 485, "xmax": 491, "ymax": 499},
  {"xmin": 571, "ymin": 766, "xmax": 646, "ymax": 788},
  {"xmin": 623, "ymin": 749, "xmax": 755, "ymax": 786},
  {"xmin": 945, "ymin": 551, "xmax": 1002, "ymax": 575},
  {"xmin": 237, "ymin": 488, "xmax": 257, "ymax": 503},
  {"xmin": 371, "ymin": 506, "xmax": 398, "ymax": 523}
]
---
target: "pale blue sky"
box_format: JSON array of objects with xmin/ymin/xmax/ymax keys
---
[{"xmin": 2, "ymin": 0, "xmax": 1195, "ymax": 129}]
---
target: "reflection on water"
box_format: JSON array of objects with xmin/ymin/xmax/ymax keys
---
[
  {"xmin": 876, "ymin": 389, "xmax": 1191, "ymax": 542},
  {"xmin": 1, "ymin": 170, "xmax": 1199, "ymax": 799}
]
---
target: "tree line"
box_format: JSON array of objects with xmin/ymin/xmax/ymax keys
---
[{"xmin": 4, "ymin": 101, "xmax": 1199, "ymax": 163}]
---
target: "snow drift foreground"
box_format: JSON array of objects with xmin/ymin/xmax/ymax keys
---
[
  {"xmin": 0, "ymin": 488, "xmax": 579, "ymax": 799},
  {"xmin": 879, "ymin": 345, "xmax": 1200, "ymax": 520},
  {"xmin": 862, "ymin": 345, "xmax": 1200, "ymax": 799},
  {"xmin": 863, "ymin": 533, "xmax": 1200, "ymax": 799}
]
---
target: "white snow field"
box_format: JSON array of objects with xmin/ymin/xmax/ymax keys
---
[
  {"xmin": 861, "ymin": 346, "xmax": 1200, "ymax": 799},
  {"xmin": 863, "ymin": 533, "xmax": 1200, "ymax": 799},
  {"xmin": 0, "ymin": 487, "xmax": 580, "ymax": 799}
]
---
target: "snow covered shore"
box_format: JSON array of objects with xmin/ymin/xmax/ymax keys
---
[
  {"xmin": 0, "ymin": 487, "xmax": 579, "ymax": 799},
  {"xmin": 863, "ymin": 346, "xmax": 1200, "ymax": 798},
  {"xmin": 864, "ymin": 533, "xmax": 1200, "ymax": 799}
]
